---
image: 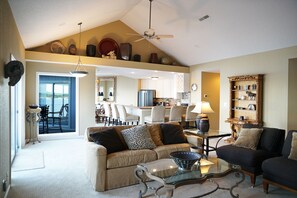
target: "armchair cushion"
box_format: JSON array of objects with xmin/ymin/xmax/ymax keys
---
[
  {"xmin": 121, "ymin": 125, "xmax": 156, "ymax": 150},
  {"xmin": 90, "ymin": 128, "xmax": 126, "ymax": 154},
  {"xmin": 258, "ymin": 127, "xmax": 285, "ymax": 153},
  {"xmin": 234, "ymin": 128, "xmax": 263, "ymax": 150},
  {"xmin": 160, "ymin": 123, "xmax": 187, "ymax": 144},
  {"xmin": 288, "ymin": 133, "xmax": 297, "ymax": 160}
]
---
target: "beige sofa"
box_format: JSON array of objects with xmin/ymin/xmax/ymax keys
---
[{"xmin": 85, "ymin": 123, "xmax": 203, "ymax": 192}]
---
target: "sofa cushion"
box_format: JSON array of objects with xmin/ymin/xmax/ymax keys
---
[
  {"xmin": 147, "ymin": 124, "xmax": 164, "ymax": 146},
  {"xmin": 234, "ymin": 128, "xmax": 263, "ymax": 150},
  {"xmin": 121, "ymin": 125, "xmax": 156, "ymax": 150},
  {"xmin": 154, "ymin": 143, "xmax": 190, "ymax": 159},
  {"xmin": 262, "ymin": 156, "xmax": 297, "ymax": 190},
  {"xmin": 289, "ymin": 132, "xmax": 297, "ymax": 160},
  {"xmin": 258, "ymin": 127, "xmax": 285, "ymax": 153},
  {"xmin": 86, "ymin": 125, "xmax": 131, "ymax": 148},
  {"xmin": 89, "ymin": 128, "xmax": 126, "ymax": 154},
  {"xmin": 160, "ymin": 123, "xmax": 187, "ymax": 145},
  {"xmin": 107, "ymin": 149, "xmax": 157, "ymax": 169}
]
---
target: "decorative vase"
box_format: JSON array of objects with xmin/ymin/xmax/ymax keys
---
[
  {"xmin": 133, "ymin": 54, "xmax": 141, "ymax": 62},
  {"xmin": 199, "ymin": 118, "xmax": 209, "ymax": 133},
  {"xmin": 195, "ymin": 115, "xmax": 204, "ymax": 130},
  {"xmin": 149, "ymin": 53, "xmax": 159, "ymax": 63},
  {"xmin": 86, "ymin": 45, "xmax": 96, "ymax": 57},
  {"xmin": 120, "ymin": 43, "xmax": 132, "ymax": 60}
]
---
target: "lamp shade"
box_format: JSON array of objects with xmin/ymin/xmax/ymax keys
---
[{"xmin": 191, "ymin": 101, "xmax": 214, "ymax": 114}]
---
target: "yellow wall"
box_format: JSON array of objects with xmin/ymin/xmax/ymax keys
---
[
  {"xmin": 288, "ymin": 58, "xmax": 297, "ymax": 130},
  {"xmin": 30, "ymin": 20, "xmax": 178, "ymax": 65},
  {"xmin": 0, "ymin": 0, "xmax": 25, "ymax": 196},
  {"xmin": 26, "ymin": 61, "xmax": 96, "ymax": 136},
  {"xmin": 201, "ymin": 72, "xmax": 220, "ymax": 130},
  {"xmin": 191, "ymin": 46, "xmax": 297, "ymax": 132}
]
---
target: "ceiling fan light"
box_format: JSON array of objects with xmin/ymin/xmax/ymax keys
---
[
  {"xmin": 70, "ymin": 22, "xmax": 88, "ymax": 78},
  {"xmin": 70, "ymin": 70, "xmax": 88, "ymax": 78}
]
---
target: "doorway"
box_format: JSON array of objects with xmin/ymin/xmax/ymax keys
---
[{"xmin": 38, "ymin": 75, "xmax": 76, "ymax": 133}]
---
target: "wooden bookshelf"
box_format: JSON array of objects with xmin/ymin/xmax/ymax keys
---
[{"xmin": 226, "ymin": 74, "xmax": 264, "ymax": 138}]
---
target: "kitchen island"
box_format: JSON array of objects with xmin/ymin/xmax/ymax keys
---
[{"xmin": 124, "ymin": 105, "xmax": 187, "ymax": 124}]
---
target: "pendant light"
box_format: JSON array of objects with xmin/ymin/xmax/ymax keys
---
[{"xmin": 70, "ymin": 22, "xmax": 88, "ymax": 77}]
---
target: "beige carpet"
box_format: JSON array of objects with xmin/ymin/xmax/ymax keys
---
[
  {"xmin": 12, "ymin": 150, "xmax": 45, "ymax": 172},
  {"xmin": 8, "ymin": 138, "xmax": 297, "ymax": 198}
]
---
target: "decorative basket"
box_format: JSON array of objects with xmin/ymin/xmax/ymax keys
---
[{"xmin": 170, "ymin": 151, "xmax": 202, "ymax": 171}]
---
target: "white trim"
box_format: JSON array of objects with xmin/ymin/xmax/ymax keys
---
[
  {"xmin": 4, "ymin": 184, "xmax": 10, "ymax": 198},
  {"xmin": 36, "ymin": 72, "xmax": 79, "ymax": 140}
]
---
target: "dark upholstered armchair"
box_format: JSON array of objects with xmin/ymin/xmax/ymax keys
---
[
  {"xmin": 216, "ymin": 127, "xmax": 285, "ymax": 186},
  {"xmin": 262, "ymin": 130, "xmax": 297, "ymax": 194}
]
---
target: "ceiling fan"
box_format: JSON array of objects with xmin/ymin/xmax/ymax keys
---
[{"xmin": 129, "ymin": 0, "xmax": 174, "ymax": 42}]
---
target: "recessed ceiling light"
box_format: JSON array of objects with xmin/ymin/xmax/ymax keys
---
[
  {"xmin": 151, "ymin": 77, "xmax": 159, "ymax": 80},
  {"xmin": 154, "ymin": 70, "xmax": 159, "ymax": 73},
  {"xmin": 199, "ymin": 15, "xmax": 209, "ymax": 22},
  {"xmin": 130, "ymin": 71, "xmax": 135, "ymax": 74}
]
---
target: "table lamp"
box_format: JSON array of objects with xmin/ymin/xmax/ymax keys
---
[{"xmin": 191, "ymin": 101, "xmax": 214, "ymax": 132}]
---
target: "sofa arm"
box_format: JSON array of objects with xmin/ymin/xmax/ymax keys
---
[
  {"xmin": 85, "ymin": 141, "xmax": 108, "ymax": 191},
  {"xmin": 185, "ymin": 134, "xmax": 203, "ymax": 148}
]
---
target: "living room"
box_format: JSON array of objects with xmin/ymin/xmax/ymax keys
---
[{"xmin": 1, "ymin": 0, "xmax": 297, "ymax": 197}]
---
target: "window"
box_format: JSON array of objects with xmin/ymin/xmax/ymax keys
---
[{"xmin": 39, "ymin": 75, "xmax": 76, "ymax": 133}]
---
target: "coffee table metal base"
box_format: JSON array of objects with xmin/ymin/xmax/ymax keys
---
[{"xmin": 135, "ymin": 165, "xmax": 245, "ymax": 198}]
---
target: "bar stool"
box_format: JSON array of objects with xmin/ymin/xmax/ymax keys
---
[
  {"xmin": 117, "ymin": 105, "xmax": 139, "ymax": 125},
  {"xmin": 182, "ymin": 105, "xmax": 198, "ymax": 129},
  {"xmin": 144, "ymin": 106, "xmax": 166, "ymax": 124},
  {"xmin": 166, "ymin": 106, "xmax": 183, "ymax": 123},
  {"xmin": 103, "ymin": 103, "xmax": 112, "ymax": 126},
  {"xmin": 111, "ymin": 103, "xmax": 120, "ymax": 125}
]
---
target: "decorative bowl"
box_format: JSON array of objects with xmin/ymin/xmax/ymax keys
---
[
  {"xmin": 29, "ymin": 104, "xmax": 39, "ymax": 109},
  {"xmin": 170, "ymin": 151, "xmax": 202, "ymax": 171}
]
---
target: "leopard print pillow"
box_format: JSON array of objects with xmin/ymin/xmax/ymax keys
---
[{"xmin": 121, "ymin": 125, "xmax": 156, "ymax": 150}]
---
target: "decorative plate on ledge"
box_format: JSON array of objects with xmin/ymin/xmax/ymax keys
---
[
  {"xmin": 98, "ymin": 38, "xmax": 119, "ymax": 57},
  {"xmin": 50, "ymin": 41, "xmax": 65, "ymax": 54}
]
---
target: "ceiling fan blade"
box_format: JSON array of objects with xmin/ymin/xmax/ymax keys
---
[
  {"xmin": 126, "ymin": 33, "xmax": 142, "ymax": 36},
  {"xmin": 156, "ymin": 35, "xmax": 174, "ymax": 39},
  {"xmin": 134, "ymin": 37, "xmax": 146, "ymax": 42}
]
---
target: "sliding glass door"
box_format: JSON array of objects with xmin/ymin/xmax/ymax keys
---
[{"xmin": 39, "ymin": 75, "xmax": 76, "ymax": 133}]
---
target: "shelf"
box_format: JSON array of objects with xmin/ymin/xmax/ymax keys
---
[
  {"xmin": 232, "ymin": 99, "xmax": 256, "ymax": 101},
  {"xmin": 232, "ymin": 89, "xmax": 257, "ymax": 92},
  {"xmin": 232, "ymin": 108, "xmax": 256, "ymax": 112},
  {"xmin": 25, "ymin": 51, "xmax": 190, "ymax": 73}
]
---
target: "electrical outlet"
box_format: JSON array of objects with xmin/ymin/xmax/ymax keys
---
[{"xmin": 2, "ymin": 179, "xmax": 7, "ymax": 192}]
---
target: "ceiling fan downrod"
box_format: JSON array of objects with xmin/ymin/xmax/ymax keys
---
[{"xmin": 148, "ymin": 0, "xmax": 153, "ymax": 29}]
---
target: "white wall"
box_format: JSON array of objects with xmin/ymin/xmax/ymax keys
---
[
  {"xmin": 116, "ymin": 76, "xmax": 138, "ymax": 106},
  {"xmin": 191, "ymin": 46, "xmax": 297, "ymax": 132}
]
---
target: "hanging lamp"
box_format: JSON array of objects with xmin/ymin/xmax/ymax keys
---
[{"xmin": 70, "ymin": 22, "xmax": 88, "ymax": 77}]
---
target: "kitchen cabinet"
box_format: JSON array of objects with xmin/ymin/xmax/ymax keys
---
[
  {"xmin": 140, "ymin": 78, "xmax": 174, "ymax": 98},
  {"xmin": 174, "ymin": 73, "xmax": 190, "ymax": 93}
]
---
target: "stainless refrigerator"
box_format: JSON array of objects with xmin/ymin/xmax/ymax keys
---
[{"xmin": 138, "ymin": 90, "xmax": 156, "ymax": 107}]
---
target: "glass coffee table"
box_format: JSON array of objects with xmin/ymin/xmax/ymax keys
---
[{"xmin": 134, "ymin": 157, "xmax": 244, "ymax": 198}]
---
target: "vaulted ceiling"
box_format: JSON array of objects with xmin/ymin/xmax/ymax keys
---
[{"xmin": 9, "ymin": 0, "xmax": 297, "ymax": 66}]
